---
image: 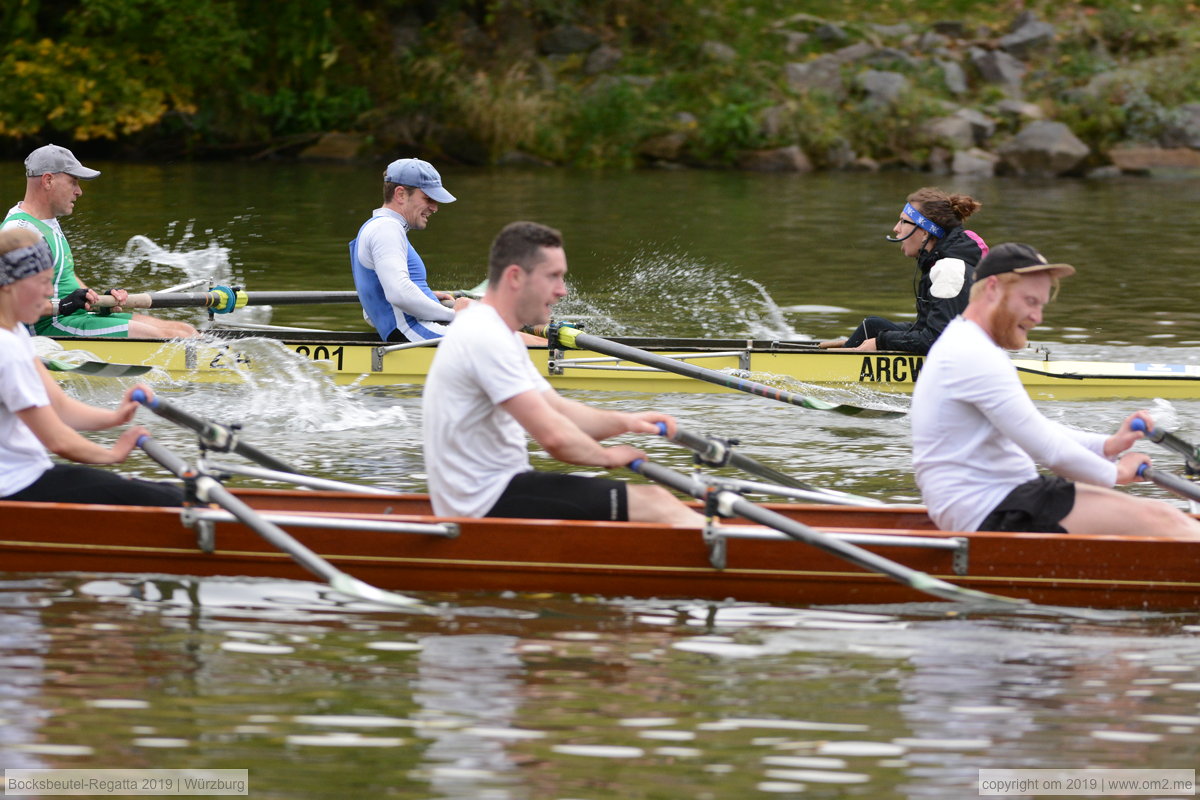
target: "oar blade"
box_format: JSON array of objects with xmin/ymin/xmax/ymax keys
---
[
  {"xmin": 42, "ymin": 357, "xmax": 153, "ymax": 378},
  {"xmin": 800, "ymin": 396, "xmax": 904, "ymax": 418},
  {"xmin": 328, "ymin": 573, "xmax": 438, "ymax": 611}
]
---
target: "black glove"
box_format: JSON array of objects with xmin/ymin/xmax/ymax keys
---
[{"xmin": 57, "ymin": 287, "xmax": 91, "ymax": 316}]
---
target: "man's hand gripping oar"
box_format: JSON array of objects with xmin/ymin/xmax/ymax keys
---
[{"xmin": 1132, "ymin": 418, "xmax": 1200, "ymax": 506}]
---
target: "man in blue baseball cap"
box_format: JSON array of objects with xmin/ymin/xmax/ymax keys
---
[{"xmin": 348, "ymin": 157, "xmax": 469, "ymax": 343}]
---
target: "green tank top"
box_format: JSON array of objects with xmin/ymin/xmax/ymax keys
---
[{"xmin": 1, "ymin": 211, "xmax": 80, "ymax": 302}]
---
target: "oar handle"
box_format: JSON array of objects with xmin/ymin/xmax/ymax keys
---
[
  {"xmin": 132, "ymin": 389, "xmax": 299, "ymax": 474},
  {"xmin": 1130, "ymin": 418, "xmax": 1200, "ymax": 471},
  {"xmin": 1138, "ymin": 462, "xmax": 1200, "ymax": 503},
  {"xmin": 652, "ymin": 422, "xmax": 733, "ymax": 463}
]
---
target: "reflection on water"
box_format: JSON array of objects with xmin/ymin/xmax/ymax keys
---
[{"xmin": 3, "ymin": 576, "xmax": 1200, "ymax": 798}]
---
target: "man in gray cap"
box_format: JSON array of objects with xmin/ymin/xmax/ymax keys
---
[
  {"xmin": 349, "ymin": 157, "xmax": 471, "ymax": 343},
  {"xmin": 2, "ymin": 144, "xmax": 196, "ymax": 338},
  {"xmin": 911, "ymin": 242, "xmax": 1200, "ymax": 539}
]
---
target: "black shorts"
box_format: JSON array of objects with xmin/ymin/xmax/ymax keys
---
[
  {"xmin": 486, "ymin": 470, "xmax": 629, "ymax": 521},
  {"xmin": 4, "ymin": 464, "xmax": 184, "ymax": 506},
  {"xmin": 977, "ymin": 475, "xmax": 1075, "ymax": 533}
]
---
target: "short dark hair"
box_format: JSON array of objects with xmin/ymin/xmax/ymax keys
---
[
  {"xmin": 384, "ymin": 180, "xmax": 407, "ymax": 204},
  {"xmin": 488, "ymin": 222, "xmax": 564, "ymax": 285}
]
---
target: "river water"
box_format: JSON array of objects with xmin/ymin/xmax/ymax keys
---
[{"xmin": 4, "ymin": 163, "xmax": 1200, "ymax": 797}]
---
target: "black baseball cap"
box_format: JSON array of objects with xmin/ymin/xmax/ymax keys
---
[{"xmin": 973, "ymin": 242, "xmax": 1075, "ymax": 283}]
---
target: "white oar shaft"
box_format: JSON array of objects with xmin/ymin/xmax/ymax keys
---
[
  {"xmin": 629, "ymin": 457, "xmax": 1026, "ymax": 607},
  {"xmin": 137, "ymin": 436, "xmax": 433, "ymax": 612}
]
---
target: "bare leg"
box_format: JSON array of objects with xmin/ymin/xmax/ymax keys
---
[
  {"xmin": 818, "ymin": 338, "xmax": 847, "ymax": 349},
  {"xmin": 1061, "ymin": 483, "xmax": 1200, "ymax": 539},
  {"xmin": 128, "ymin": 314, "xmax": 198, "ymax": 339},
  {"xmin": 626, "ymin": 484, "xmax": 704, "ymax": 526}
]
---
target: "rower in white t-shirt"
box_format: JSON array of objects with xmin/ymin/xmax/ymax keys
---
[
  {"xmin": 0, "ymin": 227, "xmax": 182, "ymax": 505},
  {"xmin": 422, "ymin": 221, "xmax": 701, "ymax": 525},
  {"xmin": 911, "ymin": 242, "xmax": 1200, "ymax": 538}
]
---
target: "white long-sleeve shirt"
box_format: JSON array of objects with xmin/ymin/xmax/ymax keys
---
[
  {"xmin": 911, "ymin": 317, "xmax": 1116, "ymax": 531},
  {"xmin": 351, "ymin": 208, "xmax": 453, "ymax": 340}
]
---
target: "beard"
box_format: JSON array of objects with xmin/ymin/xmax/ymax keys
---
[{"xmin": 988, "ymin": 296, "xmax": 1026, "ymax": 351}]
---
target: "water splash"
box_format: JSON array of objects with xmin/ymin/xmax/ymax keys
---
[
  {"xmin": 119, "ymin": 232, "xmax": 234, "ymax": 287},
  {"xmin": 731, "ymin": 367, "xmax": 910, "ymax": 414},
  {"xmin": 566, "ymin": 249, "xmax": 807, "ymax": 339},
  {"xmin": 150, "ymin": 335, "xmax": 410, "ymax": 434}
]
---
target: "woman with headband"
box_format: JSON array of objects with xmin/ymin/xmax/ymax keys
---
[
  {"xmin": 819, "ymin": 187, "xmax": 987, "ymax": 354},
  {"xmin": 0, "ymin": 228, "xmax": 182, "ymax": 505}
]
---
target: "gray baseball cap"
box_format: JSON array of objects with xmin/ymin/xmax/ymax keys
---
[
  {"xmin": 25, "ymin": 144, "xmax": 101, "ymax": 180},
  {"xmin": 384, "ymin": 158, "xmax": 455, "ymax": 203}
]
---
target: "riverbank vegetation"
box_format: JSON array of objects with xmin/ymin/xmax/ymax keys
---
[{"xmin": 2, "ymin": 0, "xmax": 1198, "ymax": 172}]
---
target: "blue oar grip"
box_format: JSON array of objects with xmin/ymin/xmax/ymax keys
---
[
  {"xmin": 1137, "ymin": 462, "xmax": 1148, "ymax": 477},
  {"xmin": 629, "ymin": 458, "xmax": 646, "ymax": 473},
  {"xmin": 1131, "ymin": 418, "xmax": 1147, "ymax": 433},
  {"xmin": 654, "ymin": 422, "xmax": 668, "ymax": 436},
  {"xmin": 136, "ymin": 434, "xmax": 150, "ymax": 447},
  {"xmin": 131, "ymin": 388, "xmax": 155, "ymax": 407}
]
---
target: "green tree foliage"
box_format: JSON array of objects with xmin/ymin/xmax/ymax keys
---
[
  {"xmin": 0, "ymin": 0, "xmax": 377, "ymax": 147},
  {"xmin": 2, "ymin": 0, "xmax": 1199, "ymax": 164}
]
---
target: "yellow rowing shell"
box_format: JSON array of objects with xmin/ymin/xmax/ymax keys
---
[{"xmin": 50, "ymin": 331, "xmax": 1200, "ymax": 400}]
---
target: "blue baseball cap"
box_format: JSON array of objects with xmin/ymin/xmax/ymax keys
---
[{"xmin": 384, "ymin": 158, "xmax": 456, "ymax": 204}]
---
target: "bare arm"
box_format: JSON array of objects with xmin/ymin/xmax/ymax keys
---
[
  {"xmin": 543, "ymin": 390, "xmax": 680, "ymax": 441},
  {"xmin": 501, "ymin": 389, "xmax": 647, "ymax": 468},
  {"xmin": 17, "ymin": 404, "xmax": 147, "ymax": 464},
  {"xmin": 37, "ymin": 360, "xmax": 140, "ymax": 430}
]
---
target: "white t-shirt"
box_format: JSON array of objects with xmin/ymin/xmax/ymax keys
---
[
  {"xmin": 422, "ymin": 303, "xmax": 550, "ymax": 517},
  {"xmin": 911, "ymin": 317, "xmax": 1116, "ymax": 531},
  {"xmin": 0, "ymin": 324, "xmax": 54, "ymax": 496}
]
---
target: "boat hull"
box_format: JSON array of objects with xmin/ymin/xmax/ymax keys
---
[
  {"xmin": 4, "ymin": 490, "xmax": 1199, "ymax": 610},
  {"xmin": 48, "ymin": 331, "xmax": 1200, "ymax": 399}
]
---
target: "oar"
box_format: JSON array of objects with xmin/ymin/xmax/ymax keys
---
[
  {"xmin": 657, "ymin": 423, "xmax": 884, "ymax": 506},
  {"xmin": 131, "ymin": 389, "xmax": 298, "ymax": 474},
  {"xmin": 89, "ymin": 287, "xmax": 360, "ymax": 314},
  {"xmin": 1137, "ymin": 463, "xmax": 1200, "ymax": 504},
  {"xmin": 1131, "ymin": 419, "xmax": 1200, "ymax": 472},
  {"xmin": 41, "ymin": 356, "xmax": 152, "ymax": 378},
  {"xmin": 136, "ymin": 435, "xmax": 433, "ymax": 611},
  {"xmin": 532, "ymin": 322, "xmax": 902, "ymax": 418},
  {"xmin": 628, "ymin": 457, "xmax": 1027, "ymax": 607}
]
